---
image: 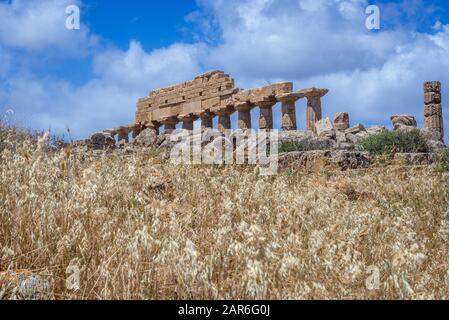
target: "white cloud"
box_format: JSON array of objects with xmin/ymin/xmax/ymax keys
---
[
  {"xmin": 0, "ymin": 0, "xmax": 96, "ymax": 55},
  {"xmin": 0, "ymin": 0, "xmax": 448, "ymax": 142},
  {"xmin": 93, "ymin": 41, "xmax": 207, "ymax": 90},
  {"xmin": 3, "ymin": 41, "xmax": 208, "ymax": 138}
]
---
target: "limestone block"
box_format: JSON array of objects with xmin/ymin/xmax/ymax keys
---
[
  {"xmin": 345, "ymin": 124, "xmax": 366, "ymax": 135},
  {"xmin": 333, "ymin": 112, "xmax": 349, "ymax": 131},
  {"xmin": 180, "ymin": 101, "xmax": 202, "ymax": 117},
  {"xmin": 424, "ymin": 92, "xmax": 441, "ymax": 104},
  {"xmin": 366, "ymin": 125, "xmax": 387, "ymax": 135},
  {"xmin": 90, "ymin": 132, "xmax": 116, "ymax": 150},
  {"xmin": 315, "ymin": 117, "xmax": 334, "ymax": 138},
  {"xmin": 0, "ymin": 270, "xmax": 51, "ymax": 300},
  {"xmin": 424, "ymin": 81, "xmax": 441, "ymax": 93},
  {"xmin": 133, "ymin": 128, "xmax": 158, "ymax": 147},
  {"xmin": 391, "ymin": 114, "xmax": 417, "ymax": 130}
]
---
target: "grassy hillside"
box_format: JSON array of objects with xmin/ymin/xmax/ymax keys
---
[{"xmin": 1, "ymin": 128, "xmax": 449, "ymax": 299}]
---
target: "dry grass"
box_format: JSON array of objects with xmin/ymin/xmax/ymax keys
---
[{"xmin": 1, "ymin": 130, "xmax": 449, "ymax": 300}]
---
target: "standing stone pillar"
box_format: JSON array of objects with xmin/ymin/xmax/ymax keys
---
[
  {"xmin": 258, "ymin": 101, "xmax": 276, "ymax": 130},
  {"xmin": 200, "ymin": 112, "xmax": 214, "ymax": 129},
  {"xmin": 161, "ymin": 117, "xmax": 178, "ymax": 134},
  {"xmin": 235, "ymin": 102, "xmax": 252, "ymax": 130},
  {"xmin": 146, "ymin": 121, "xmax": 160, "ymax": 136},
  {"xmin": 179, "ymin": 115, "xmax": 195, "ymax": 131},
  {"xmin": 424, "ymin": 81, "xmax": 444, "ymax": 142},
  {"xmin": 298, "ymin": 88, "xmax": 329, "ymax": 133},
  {"xmin": 217, "ymin": 110, "xmax": 232, "ymax": 133},
  {"xmin": 277, "ymin": 93, "xmax": 303, "ymax": 131},
  {"xmin": 117, "ymin": 127, "xmax": 130, "ymax": 143},
  {"xmin": 131, "ymin": 124, "xmax": 143, "ymax": 139}
]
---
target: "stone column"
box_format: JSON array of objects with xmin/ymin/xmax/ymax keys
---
[
  {"xmin": 298, "ymin": 88, "xmax": 329, "ymax": 133},
  {"xmin": 235, "ymin": 102, "xmax": 252, "ymax": 130},
  {"xmin": 277, "ymin": 93, "xmax": 302, "ymax": 131},
  {"xmin": 200, "ymin": 112, "xmax": 214, "ymax": 129},
  {"xmin": 179, "ymin": 115, "xmax": 195, "ymax": 131},
  {"xmin": 161, "ymin": 117, "xmax": 178, "ymax": 134},
  {"xmin": 217, "ymin": 110, "xmax": 232, "ymax": 133},
  {"xmin": 117, "ymin": 127, "xmax": 130, "ymax": 143},
  {"xmin": 258, "ymin": 101, "xmax": 276, "ymax": 130},
  {"xmin": 131, "ymin": 124, "xmax": 143, "ymax": 139},
  {"xmin": 146, "ymin": 122, "xmax": 160, "ymax": 136},
  {"xmin": 424, "ymin": 81, "xmax": 444, "ymax": 142}
]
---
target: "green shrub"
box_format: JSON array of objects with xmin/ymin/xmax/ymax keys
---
[
  {"xmin": 436, "ymin": 149, "xmax": 449, "ymax": 172},
  {"xmin": 279, "ymin": 137, "xmax": 329, "ymax": 153},
  {"xmin": 357, "ymin": 129, "xmax": 429, "ymax": 155}
]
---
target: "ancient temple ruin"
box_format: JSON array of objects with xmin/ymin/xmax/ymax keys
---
[
  {"xmin": 103, "ymin": 70, "xmax": 329, "ymax": 139},
  {"xmin": 98, "ymin": 71, "xmax": 444, "ymax": 145}
]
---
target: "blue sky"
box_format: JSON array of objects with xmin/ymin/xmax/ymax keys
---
[{"xmin": 0, "ymin": 0, "xmax": 449, "ymax": 140}]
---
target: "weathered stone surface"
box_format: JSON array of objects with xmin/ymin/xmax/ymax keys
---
[
  {"xmin": 345, "ymin": 133, "xmax": 364, "ymax": 144},
  {"xmin": 90, "ymin": 132, "xmax": 116, "ymax": 150},
  {"xmin": 315, "ymin": 117, "xmax": 334, "ymax": 138},
  {"xmin": 136, "ymin": 70, "xmax": 237, "ymax": 124},
  {"xmin": 0, "ymin": 270, "xmax": 51, "ymax": 300},
  {"xmin": 330, "ymin": 151, "xmax": 371, "ymax": 170},
  {"xmin": 258, "ymin": 101, "xmax": 276, "ymax": 130},
  {"xmin": 424, "ymin": 81, "xmax": 444, "ymax": 142},
  {"xmin": 278, "ymin": 130, "xmax": 313, "ymax": 143},
  {"xmin": 278, "ymin": 150, "xmax": 370, "ymax": 170},
  {"xmin": 299, "ymin": 88, "xmax": 329, "ymax": 133},
  {"xmin": 334, "ymin": 112, "xmax": 349, "ymax": 131},
  {"xmin": 366, "ymin": 125, "xmax": 387, "ymax": 135},
  {"xmin": 346, "ymin": 124, "xmax": 366, "ymax": 135},
  {"xmin": 336, "ymin": 131, "xmax": 347, "ymax": 143},
  {"xmin": 394, "ymin": 153, "xmax": 434, "ymax": 166},
  {"xmin": 133, "ymin": 128, "xmax": 158, "ymax": 147},
  {"xmin": 391, "ymin": 114, "xmax": 417, "ymax": 130},
  {"xmin": 235, "ymin": 102, "xmax": 252, "ymax": 130},
  {"xmin": 278, "ymin": 150, "xmax": 330, "ymax": 170},
  {"xmin": 427, "ymin": 140, "xmax": 448, "ymax": 152},
  {"xmin": 420, "ymin": 128, "xmax": 441, "ymax": 141}
]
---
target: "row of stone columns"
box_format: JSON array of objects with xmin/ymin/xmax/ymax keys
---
[
  {"xmin": 104, "ymin": 124, "xmax": 144, "ymax": 143},
  {"xmin": 149, "ymin": 88, "xmax": 328, "ymax": 134}
]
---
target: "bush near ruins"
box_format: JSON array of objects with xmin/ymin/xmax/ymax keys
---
[
  {"xmin": 279, "ymin": 137, "xmax": 328, "ymax": 153},
  {"xmin": 357, "ymin": 130, "xmax": 429, "ymax": 155},
  {"xmin": 436, "ymin": 150, "xmax": 449, "ymax": 172}
]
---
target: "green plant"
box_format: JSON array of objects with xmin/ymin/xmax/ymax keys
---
[
  {"xmin": 279, "ymin": 137, "xmax": 329, "ymax": 153},
  {"xmin": 357, "ymin": 130, "xmax": 429, "ymax": 155},
  {"xmin": 436, "ymin": 149, "xmax": 449, "ymax": 172}
]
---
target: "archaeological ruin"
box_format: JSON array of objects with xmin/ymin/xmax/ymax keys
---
[{"xmin": 91, "ymin": 71, "xmax": 445, "ymax": 150}]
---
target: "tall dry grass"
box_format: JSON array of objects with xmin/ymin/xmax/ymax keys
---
[{"xmin": 1, "ymin": 129, "xmax": 449, "ymax": 300}]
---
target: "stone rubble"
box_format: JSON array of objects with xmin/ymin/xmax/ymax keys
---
[{"xmin": 0, "ymin": 270, "xmax": 51, "ymax": 300}]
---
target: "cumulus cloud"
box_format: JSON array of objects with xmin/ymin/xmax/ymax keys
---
[
  {"xmin": 0, "ymin": 0, "xmax": 96, "ymax": 55},
  {"xmin": 0, "ymin": 0, "xmax": 448, "ymax": 141},
  {"xmin": 3, "ymin": 41, "xmax": 208, "ymax": 137},
  {"xmin": 194, "ymin": 0, "xmax": 449, "ymax": 139}
]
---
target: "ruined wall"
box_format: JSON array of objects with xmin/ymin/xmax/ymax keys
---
[{"xmin": 135, "ymin": 71, "xmax": 238, "ymax": 125}]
